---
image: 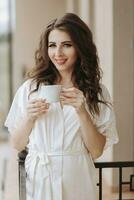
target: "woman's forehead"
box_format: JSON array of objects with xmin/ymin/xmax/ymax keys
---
[{"xmin": 48, "ymin": 29, "xmax": 72, "ymax": 42}]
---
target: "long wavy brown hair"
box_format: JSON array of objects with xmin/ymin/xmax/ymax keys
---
[{"xmin": 27, "ymin": 13, "xmax": 109, "ymax": 116}]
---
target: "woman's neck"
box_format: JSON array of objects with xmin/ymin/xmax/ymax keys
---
[
  {"xmin": 56, "ymin": 76, "xmax": 75, "ymax": 88},
  {"xmin": 60, "ymin": 81, "xmax": 74, "ymax": 88},
  {"xmin": 55, "ymin": 71, "xmax": 77, "ymax": 88}
]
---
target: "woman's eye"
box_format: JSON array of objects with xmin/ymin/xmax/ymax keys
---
[
  {"xmin": 63, "ymin": 44, "xmax": 72, "ymax": 47},
  {"xmin": 48, "ymin": 44, "xmax": 56, "ymax": 48}
]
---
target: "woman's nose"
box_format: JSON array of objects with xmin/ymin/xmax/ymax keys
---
[{"xmin": 55, "ymin": 47, "xmax": 63, "ymax": 56}]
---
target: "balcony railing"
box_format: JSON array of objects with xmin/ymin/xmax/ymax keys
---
[
  {"xmin": 18, "ymin": 150, "xmax": 134, "ymax": 200},
  {"xmin": 95, "ymin": 161, "xmax": 134, "ymax": 200}
]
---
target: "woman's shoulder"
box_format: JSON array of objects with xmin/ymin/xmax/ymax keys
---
[
  {"xmin": 14, "ymin": 79, "xmax": 35, "ymax": 99},
  {"xmin": 17, "ymin": 79, "xmax": 35, "ymax": 92},
  {"xmin": 100, "ymin": 83, "xmax": 109, "ymax": 93},
  {"xmin": 99, "ymin": 83, "xmax": 111, "ymax": 101},
  {"xmin": 20, "ymin": 78, "xmax": 33, "ymax": 88}
]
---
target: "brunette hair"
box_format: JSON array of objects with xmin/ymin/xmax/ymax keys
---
[{"xmin": 27, "ymin": 13, "xmax": 108, "ymax": 116}]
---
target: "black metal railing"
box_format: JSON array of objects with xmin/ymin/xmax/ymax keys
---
[
  {"xmin": 18, "ymin": 150, "xmax": 27, "ymax": 200},
  {"xmin": 18, "ymin": 150, "xmax": 134, "ymax": 200},
  {"xmin": 95, "ymin": 161, "xmax": 134, "ymax": 200}
]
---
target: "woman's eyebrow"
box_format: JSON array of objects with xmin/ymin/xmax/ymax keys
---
[
  {"xmin": 61, "ymin": 41, "xmax": 72, "ymax": 44},
  {"xmin": 48, "ymin": 41, "xmax": 55, "ymax": 44},
  {"xmin": 48, "ymin": 41, "xmax": 72, "ymax": 44}
]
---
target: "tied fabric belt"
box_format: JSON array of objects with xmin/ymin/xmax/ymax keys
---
[{"xmin": 26, "ymin": 149, "xmax": 88, "ymax": 199}]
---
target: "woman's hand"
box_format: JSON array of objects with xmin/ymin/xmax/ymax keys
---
[
  {"xmin": 60, "ymin": 87, "xmax": 86, "ymax": 114},
  {"xmin": 26, "ymin": 99, "xmax": 50, "ymax": 121}
]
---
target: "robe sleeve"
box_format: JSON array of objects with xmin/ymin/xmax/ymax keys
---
[
  {"xmin": 95, "ymin": 84, "xmax": 119, "ymax": 149},
  {"xmin": 4, "ymin": 80, "xmax": 31, "ymax": 133}
]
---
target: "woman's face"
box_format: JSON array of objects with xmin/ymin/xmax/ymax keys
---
[{"xmin": 48, "ymin": 29, "xmax": 77, "ymax": 74}]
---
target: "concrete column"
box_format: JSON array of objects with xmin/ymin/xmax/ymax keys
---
[
  {"xmin": 92, "ymin": 0, "xmax": 114, "ymax": 188},
  {"xmin": 65, "ymin": 0, "xmax": 79, "ymax": 14},
  {"xmin": 65, "ymin": 0, "xmax": 75, "ymax": 13},
  {"xmin": 93, "ymin": 0, "xmax": 113, "ymax": 94},
  {"xmin": 78, "ymin": 0, "xmax": 90, "ymax": 25}
]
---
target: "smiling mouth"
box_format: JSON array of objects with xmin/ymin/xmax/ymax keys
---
[{"xmin": 55, "ymin": 59, "xmax": 67, "ymax": 65}]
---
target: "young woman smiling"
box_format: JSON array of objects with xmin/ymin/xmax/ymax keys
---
[{"xmin": 5, "ymin": 13, "xmax": 118, "ymax": 200}]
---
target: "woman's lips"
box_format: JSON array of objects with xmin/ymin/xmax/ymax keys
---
[{"xmin": 55, "ymin": 59, "xmax": 67, "ymax": 65}]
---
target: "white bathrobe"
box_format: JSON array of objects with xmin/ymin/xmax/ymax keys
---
[{"xmin": 5, "ymin": 80, "xmax": 118, "ymax": 200}]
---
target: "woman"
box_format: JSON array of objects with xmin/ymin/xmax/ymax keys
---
[{"xmin": 5, "ymin": 13, "xmax": 118, "ymax": 200}]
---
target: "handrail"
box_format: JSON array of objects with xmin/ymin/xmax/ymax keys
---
[
  {"xmin": 18, "ymin": 151, "xmax": 134, "ymax": 200},
  {"xmin": 95, "ymin": 161, "xmax": 134, "ymax": 168},
  {"xmin": 94, "ymin": 161, "xmax": 134, "ymax": 200}
]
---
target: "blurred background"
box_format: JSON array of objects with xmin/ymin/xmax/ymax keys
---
[{"xmin": 0, "ymin": 0, "xmax": 133, "ymax": 199}]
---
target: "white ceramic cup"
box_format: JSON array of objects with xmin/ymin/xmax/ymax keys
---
[{"xmin": 38, "ymin": 85, "xmax": 62, "ymax": 103}]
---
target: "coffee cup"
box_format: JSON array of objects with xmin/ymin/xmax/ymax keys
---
[{"xmin": 38, "ymin": 85, "xmax": 62, "ymax": 103}]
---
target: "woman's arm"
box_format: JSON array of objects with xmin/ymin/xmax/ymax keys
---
[
  {"xmin": 10, "ymin": 99, "xmax": 50, "ymax": 152},
  {"xmin": 10, "ymin": 116, "xmax": 35, "ymax": 152},
  {"xmin": 60, "ymin": 87, "xmax": 106, "ymax": 159},
  {"xmin": 77, "ymin": 110, "xmax": 106, "ymax": 159}
]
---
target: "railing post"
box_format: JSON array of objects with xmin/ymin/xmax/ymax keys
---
[
  {"xmin": 119, "ymin": 167, "xmax": 122, "ymax": 200},
  {"xmin": 95, "ymin": 161, "xmax": 134, "ymax": 200},
  {"xmin": 99, "ymin": 167, "xmax": 102, "ymax": 200},
  {"xmin": 18, "ymin": 150, "xmax": 27, "ymax": 200}
]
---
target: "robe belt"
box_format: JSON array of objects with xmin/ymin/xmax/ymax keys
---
[
  {"xmin": 27, "ymin": 149, "xmax": 88, "ymax": 199},
  {"xmin": 29, "ymin": 148, "xmax": 89, "ymax": 166}
]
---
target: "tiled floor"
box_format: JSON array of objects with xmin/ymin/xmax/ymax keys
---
[
  {"xmin": 0, "ymin": 141, "xmax": 134, "ymax": 200},
  {"xmin": 103, "ymin": 188, "xmax": 134, "ymax": 200},
  {"xmin": 112, "ymin": 192, "xmax": 134, "ymax": 200}
]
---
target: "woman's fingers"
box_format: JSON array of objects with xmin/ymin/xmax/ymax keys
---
[
  {"xmin": 61, "ymin": 87, "xmax": 83, "ymax": 98},
  {"xmin": 27, "ymin": 106, "xmax": 49, "ymax": 113},
  {"xmin": 27, "ymin": 102, "xmax": 49, "ymax": 109},
  {"xmin": 29, "ymin": 109, "xmax": 48, "ymax": 117},
  {"xmin": 60, "ymin": 87, "xmax": 85, "ymax": 112},
  {"xmin": 61, "ymin": 98, "xmax": 83, "ymax": 105},
  {"xmin": 60, "ymin": 88, "xmax": 84, "ymax": 102},
  {"xmin": 28, "ymin": 99, "xmax": 46, "ymax": 105},
  {"xmin": 26, "ymin": 99, "xmax": 50, "ymax": 119}
]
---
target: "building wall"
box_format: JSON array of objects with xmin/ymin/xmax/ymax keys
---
[
  {"xmin": 66, "ymin": 0, "xmax": 134, "ymax": 187},
  {"xmin": 113, "ymin": 0, "xmax": 134, "ymax": 183},
  {"xmin": 113, "ymin": 0, "xmax": 134, "ymax": 162}
]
